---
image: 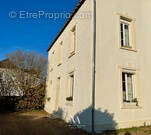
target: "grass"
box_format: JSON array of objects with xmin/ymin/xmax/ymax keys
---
[
  {"xmin": 0, "ymin": 111, "xmax": 151, "ymax": 135},
  {"xmin": 117, "ymin": 127, "xmax": 141, "ymax": 133},
  {"xmin": 101, "ymin": 126, "xmax": 151, "ymax": 135}
]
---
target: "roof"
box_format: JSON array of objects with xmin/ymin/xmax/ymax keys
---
[{"xmin": 47, "ymin": 0, "xmax": 86, "ymax": 52}]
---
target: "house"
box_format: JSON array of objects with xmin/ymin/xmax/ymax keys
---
[{"xmin": 45, "ymin": 0, "xmax": 151, "ymax": 133}]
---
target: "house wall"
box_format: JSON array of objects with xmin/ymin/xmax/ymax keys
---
[
  {"xmin": 45, "ymin": 0, "xmax": 151, "ymax": 133},
  {"xmin": 95, "ymin": 0, "xmax": 151, "ymax": 132},
  {"xmin": 45, "ymin": 0, "xmax": 93, "ymax": 132}
]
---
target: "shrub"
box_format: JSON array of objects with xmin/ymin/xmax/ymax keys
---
[{"xmin": 0, "ymin": 83, "xmax": 46, "ymax": 112}]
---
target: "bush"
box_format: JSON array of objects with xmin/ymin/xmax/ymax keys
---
[
  {"xmin": 0, "ymin": 96, "xmax": 20, "ymax": 112},
  {"xmin": 0, "ymin": 83, "xmax": 46, "ymax": 112},
  {"xmin": 16, "ymin": 84, "xmax": 46, "ymax": 111}
]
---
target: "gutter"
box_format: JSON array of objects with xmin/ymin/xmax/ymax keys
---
[{"xmin": 91, "ymin": 0, "xmax": 96, "ymax": 133}]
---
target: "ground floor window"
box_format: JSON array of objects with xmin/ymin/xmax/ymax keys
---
[
  {"xmin": 66, "ymin": 72, "xmax": 74, "ymax": 102},
  {"xmin": 122, "ymin": 71, "xmax": 136, "ymax": 103}
]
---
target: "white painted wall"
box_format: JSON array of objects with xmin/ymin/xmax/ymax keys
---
[
  {"xmin": 45, "ymin": 0, "xmax": 93, "ymax": 132},
  {"xmin": 95, "ymin": 0, "xmax": 151, "ymax": 132}
]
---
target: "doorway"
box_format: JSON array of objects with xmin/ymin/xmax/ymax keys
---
[{"xmin": 55, "ymin": 77, "xmax": 60, "ymax": 111}]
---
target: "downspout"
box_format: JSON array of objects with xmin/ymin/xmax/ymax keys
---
[{"xmin": 92, "ymin": 0, "xmax": 96, "ymax": 134}]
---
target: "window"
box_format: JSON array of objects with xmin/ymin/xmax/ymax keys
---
[
  {"xmin": 49, "ymin": 80, "xmax": 52, "ymax": 97},
  {"xmin": 121, "ymin": 22, "xmax": 130, "ymax": 47},
  {"xmin": 46, "ymin": 80, "xmax": 52, "ymax": 102},
  {"xmin": 50, "ymin": 51, "xmax": 54, "ymax": 70},
  {"xmin": 120, "ymin": 17, "xmax": 132, "ymax": 47},
  {"xmin": 66, "ymin": 72, "xmax": 74, "ymax": 101},
  {"xmin": 119, "ymin": 15, "xmax": 137, "ymax": 51},
  {"xmin": 58, "ymin": 41, "xmax": 63, "ymax": 65},
  {"xmin": 122, "ymin": 72, "xmax": 135, "ymax": 103},
  {"xmin": 69, "ymin": 26, "xmax": 76, "ymax": 55}
]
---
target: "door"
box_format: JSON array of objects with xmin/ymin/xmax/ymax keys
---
[{"xmin": 55, "ymin": 77, "xmax": 60, "ymax": 111}]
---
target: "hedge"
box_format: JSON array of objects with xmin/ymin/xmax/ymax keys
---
[{"xmin": 0, "ymin": 84, "xmax": 45, "ymax": 112}]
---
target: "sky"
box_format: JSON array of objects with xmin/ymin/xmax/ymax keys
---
[{"xmin": 0, "ymin": 0, "xmax": 79, "ymax": 60}]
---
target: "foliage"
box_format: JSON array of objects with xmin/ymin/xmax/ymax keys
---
[
  {"xmin": 132, "ymin": 98, "xmax": 138, "ymax": 106},
  {"xmin": 0, "ymin": 49, "xmax": 47, "ymax": 112},
  {"xmin": 0, "ymin": 83, "xmax": 46, "ymax": 112},
  {"xmin": 16, "ymin": 83, "xmax": 46, "ymax": 111},
  {"xmin": 47, "ymin": 97, "xmax": 51, "ymax": 102},
  {"xmin": 0, "ymin": 96, "xmax": 19, "ymax": 112}
]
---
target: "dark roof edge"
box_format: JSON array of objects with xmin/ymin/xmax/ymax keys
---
[{"xmin": 47, "ymin": 0, "xmax": 86, "ymax": 52}]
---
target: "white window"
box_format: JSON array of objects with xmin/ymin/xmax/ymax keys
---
[
  {"xmin": 58, "ymin": 41, "xmax": 63, "ymax": 65},
  {"xmin": 70, "ymin": 73, "xmax": 74, "ymax": 98},
  {"xmin": 46, "ymin": 80, "xmax": 52, "ymax": 102},
  {"xmin": 66, "ymin": 72, "xmax": 74, "ymax": 101},
  {"xmin": 50, "ymin": 51, "xmax": 54, "ymax": 69},
  {"xmin": 70, "ymin": 26, "xmax": 76, "ymax": 54},
  {"xmin": 122, "ymin": 72, "xmax": 135, "ymax": 102},
  {"xmin": 120, "ymin": 17, "xmax": 132, "ymax": 47},
  {"xmin": 49, "ymin": 80, "xmax": 52, "ymax": 97}
]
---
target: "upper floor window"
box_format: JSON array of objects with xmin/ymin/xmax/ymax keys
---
[
  {"xmin": 50, "ymin": 51, "xmax": 54, "ymax": 70},
  {"xmin": 120, "ymin": 16, "xmax": 136, "ymax": 51},
  {"xmin": 120, "ymin": 17, "xmax": 131, "ymax": 47},
  {"xmin": 69, "ymin": 26, "xmax": 76, "ymax": 56},
  {"xmin": 58, "ymin": 41, "xmax": 63, "ymax": 65}
]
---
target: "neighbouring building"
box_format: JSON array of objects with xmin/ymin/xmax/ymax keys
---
[{"xmin": 45, "ymin": 0, "xmax": 151, "ymax": 133}]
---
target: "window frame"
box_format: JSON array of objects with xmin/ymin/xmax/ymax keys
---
[
  {"xmin": 69, "ymin": 25, "xmax": 76, "ymax": 57},
  {"xmin": 58, "ymin": 41, "xmax": 63, "ymax": 66},
  {"xmin": 118, "ymin": 14, "xmax": 136, "ymax": 52},
  {"xmin": 120, "ymin": 67, "xmax": 141, "ymax": 108},
  {"xmin": 120, "ymin": 20, "xmax": 131, "ymax": 47},
  {"xmin": 46, "ymin": 80, "xmax": 52, "ymax": 102},
  {"xmin": 50, "ymin": 51, "xmax": 55, "ymax": 71},
  {"xmin": 66, "ymin": 72, "xmax": 74, "ymax": 102},
  {"xmin": 122, "ymin": 72, "xmax": 135, "ymax": 103}
]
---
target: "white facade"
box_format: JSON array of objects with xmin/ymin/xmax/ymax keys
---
[{"xmin": 45, "ymin": 0, "xmax": 151, "ymax": 133}]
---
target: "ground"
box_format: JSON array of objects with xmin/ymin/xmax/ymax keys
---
[
  {"xmin": 0, "ymin": 111, "xmax": 151, "ymax": 135},
  {"xmin": 0, "ymin": 111, "xmax": 87, "ymax": 135}
]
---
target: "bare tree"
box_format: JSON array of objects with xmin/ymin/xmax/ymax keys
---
[
  {"xmin": 6, "ymin": 50, "xmax": 25, "ymax": 69},
  {"xmin": 6, "ymin": 49, "xmax": 47, "ymax": 79}
]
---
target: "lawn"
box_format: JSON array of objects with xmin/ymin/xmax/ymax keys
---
[{"xmin": 0, "ymin": 111, "xmax": 151, "ymax": 135}]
